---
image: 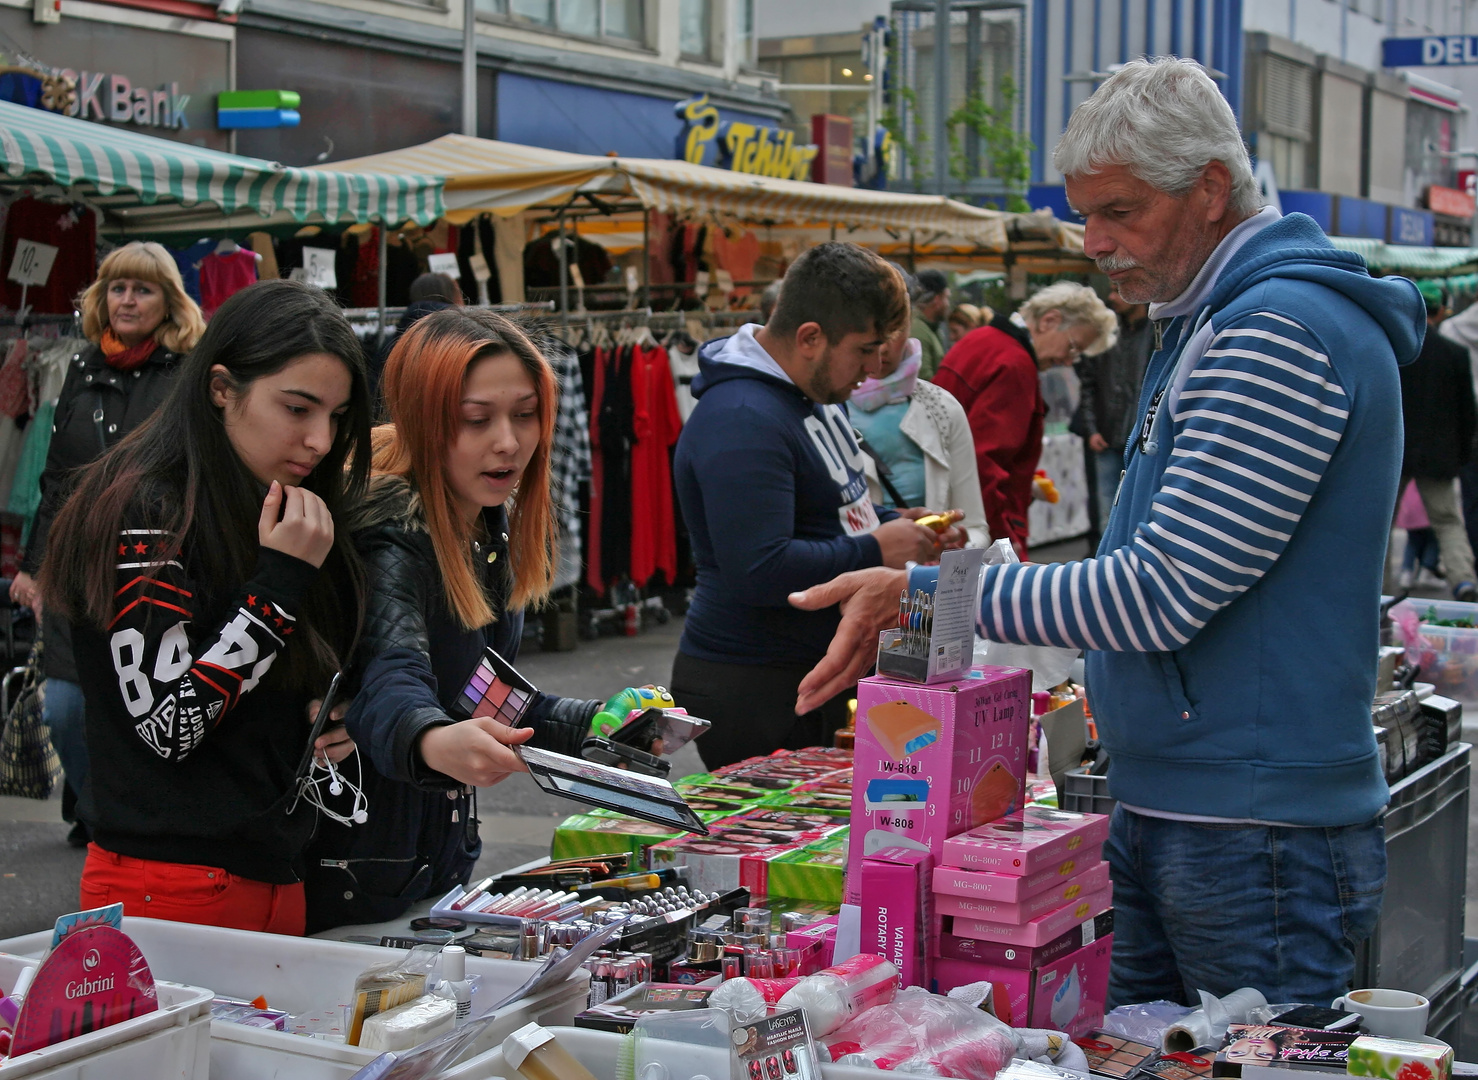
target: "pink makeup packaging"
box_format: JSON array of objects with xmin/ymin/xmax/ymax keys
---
[
  {"xmin": 859, "ymin": 845, "xmax": 933, "ymax": 989},
  {"xmin": 931, "ymin": 932, "xmax": 1113, "ymax": 1036},
  {"xmin": 945, "ymin": 885, "xmax": 1113, "ymax": 947},
  {"xmin": 932, "ymin": 861, "xmax": 1111, "ymax": 924},
  {"xmin": 932, "ymin": 844, "xmax": 1104, "ymax": 902},
  {"xmin": 941, "ymin": 805, "xmax": 1111, "ymax": 876}
]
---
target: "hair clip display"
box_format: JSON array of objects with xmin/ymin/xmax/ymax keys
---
[{"xmin": 452, "ymin": 647, "xmax": 538, "ymax": 726}]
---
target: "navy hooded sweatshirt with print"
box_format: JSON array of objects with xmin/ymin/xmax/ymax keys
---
[{"xmin": 675, "ymin": 324, "xmax": 898, "ymax": 667}]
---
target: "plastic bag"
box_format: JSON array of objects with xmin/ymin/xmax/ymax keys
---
[
  {"xmin": 974, "ymin": 539, "xmax": 1081, "ymax": 692},
  {"xmin": 1101, "ymin": 1000, "xmax": 1194, "ymax": 1045},
  {"xmin": 822, "ymin": 987, "xmax": 1017, "ymax": 1080}
]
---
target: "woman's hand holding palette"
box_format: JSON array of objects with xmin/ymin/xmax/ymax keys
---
[{"xmin": 452, "ymin": 648, "xmax": 538, "ymax": 726}]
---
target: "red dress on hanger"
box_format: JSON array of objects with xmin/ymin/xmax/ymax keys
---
[{"xmin": 628, "ymin": 342, "xmax": 682, "ymax": 587}]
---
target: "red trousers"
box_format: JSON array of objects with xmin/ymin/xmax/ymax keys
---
[{"xmin": 80, "ymin": 845, "xmax": 305, "ymax": 936}]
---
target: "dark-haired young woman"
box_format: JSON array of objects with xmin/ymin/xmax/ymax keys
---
[{"xmin": 42, "ymin": 279, "xmax": 370, "ymax": 935}]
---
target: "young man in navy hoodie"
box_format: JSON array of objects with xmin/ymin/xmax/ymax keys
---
[
  {"xmin": 671, "ymin": 243, "xmax": 952, "ymax": 769},
  {"xmin": 790, "ymin": 60, "xmax": 1425, "ymax": 1005}
]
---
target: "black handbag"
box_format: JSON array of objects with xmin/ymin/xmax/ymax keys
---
[{"xmin": 0, "ymin": 640, "xmax": 60, "ymax": 799}]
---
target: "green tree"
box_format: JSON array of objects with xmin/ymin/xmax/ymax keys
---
[{"xmin": 947, "ymin": 74, "xmax": 1033, "ymax": 211}]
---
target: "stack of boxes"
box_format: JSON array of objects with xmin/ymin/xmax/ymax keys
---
[
  {"xmin": 850, "ymin": 665, "xmax": 1113, "ymax": 1037},
  {"xmin": 932, "ymin": 805, "xmax": 1114, "ymax": 1034}
]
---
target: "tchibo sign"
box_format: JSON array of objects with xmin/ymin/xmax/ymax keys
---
[{"xmin": 52, "ymin": 70, "xmax": 189, "ymax": 130}]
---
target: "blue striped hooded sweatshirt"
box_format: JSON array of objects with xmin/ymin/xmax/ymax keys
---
[{"xmin": 949, "ymin": 212, "xmax": 1424, "ymax": 825}]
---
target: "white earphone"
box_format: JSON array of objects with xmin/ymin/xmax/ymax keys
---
[{"xmin": 300, "ymin": 749, "xmax": 369, "ymax": 826}]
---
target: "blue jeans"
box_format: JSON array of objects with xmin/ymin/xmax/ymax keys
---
[
  {"xmin": 44, "ymin": 677, "xmax": 88, "ymax": 798},
  {"xmin": 1105, "ymin": 807, "xmax": 1386, "ymax": 1007}
]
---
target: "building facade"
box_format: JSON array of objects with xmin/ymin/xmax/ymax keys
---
[{"xmin": 232, "ymin": 0, "xmax": 788, "ymax": 165}]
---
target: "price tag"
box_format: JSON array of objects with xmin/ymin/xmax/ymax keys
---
[
  {"xmin": 715, "ymin": 268, "xmax": 734, "ymax": 295},
  {"xmin": 428, "ymin": 252, "xmax": 461, "ymax": 279},
  {"xmin": 301, "ymin": 247, "xmax": 337, "ymax": 289},
  {"xmin": 8, "ymin": 239, "xmax": 58, "ymax": 287},
  {"xmin": 694, "ymin": 270, "xmax": 710, "ymax": 295},
  {"xmin": 468, "ymin": 252, "xmax": 491, "ymax": 283},
  {"xmin": 624, "ymin": 265, "xmax": 640, "ymax": 296}
]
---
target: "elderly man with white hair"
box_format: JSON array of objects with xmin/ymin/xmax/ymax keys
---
[{"xmin": 790, "ymin": 57, "xmax": 1425, "ymax": 1005}]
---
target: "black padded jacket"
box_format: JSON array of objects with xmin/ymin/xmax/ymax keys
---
[
  {"xmin": 22, "ymin": 341, "xmax": 180, "ymax": 682},
  {"xmin": 302, "ymin": 475, "xmax": 599, "ymax": 932}
]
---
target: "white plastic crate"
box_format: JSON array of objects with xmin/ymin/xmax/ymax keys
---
[
  {"xmin": 0, "ymin": 918, "xmax": 589, "ymax": 1080},
  {"xmin": 441, "ymin": 1023, "xmax": 892, "ymax": 1080},
  {"xmin": 0, "ymin": 953, "xmax": 211, "ymax": 1079}
]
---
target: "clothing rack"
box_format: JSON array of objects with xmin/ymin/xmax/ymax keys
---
[{"xmin": 338, "ymin": 300, "xmax": 556, "ymax": 322}]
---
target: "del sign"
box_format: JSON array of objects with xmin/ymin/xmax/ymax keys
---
[{"xmin": 1383, "ymin": 36, "xmax": 1478, "ymax": 66}]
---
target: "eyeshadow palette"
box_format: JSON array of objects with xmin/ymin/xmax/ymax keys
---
[
  {"xmin": 1074, "ymin": 1033, "xmax": 1159, "ymax": 1078},
  {"xmin": 451, "ymin": 647, "xmax": 538, "ymax": 726}
]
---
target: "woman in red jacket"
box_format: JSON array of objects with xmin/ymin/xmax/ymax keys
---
[{"xmin": 932, "ymin": 282, "xmax": 1117, "ymax": 557}]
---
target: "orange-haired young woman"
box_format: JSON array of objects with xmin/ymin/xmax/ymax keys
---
[{"xmin": 302, "ymin": 308, "xmax": 610, "ymax": 932}]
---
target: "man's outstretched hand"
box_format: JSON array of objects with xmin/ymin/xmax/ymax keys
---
[{"xmin": 789, "ymin": 567, "xmax": 908, "ymax": 715}]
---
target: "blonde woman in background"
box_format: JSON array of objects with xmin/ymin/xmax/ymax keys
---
[
  {"xmin": 11, "ymin": 241, "xmax": 205, "ymax": 847},
  {"xmin": 947, "ymin": 302, "xmax": 990, "ymax": 342},
  {"xmin": 933, "ymin": 282, "xmax": 1117, "ymax": 557}
]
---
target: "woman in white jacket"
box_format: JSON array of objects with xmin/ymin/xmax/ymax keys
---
[{"xmin": 848, "ymin": 334, "xmax": 990, "ymax": 548}]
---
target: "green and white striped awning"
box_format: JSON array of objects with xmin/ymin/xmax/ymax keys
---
[
  {"xmin": 0, "ymin": 99, "xmax": 444, "ymax": 234},
  {"xmin": 1329, "ymin": 236, "xmax": 1478, "ymax": 274}
]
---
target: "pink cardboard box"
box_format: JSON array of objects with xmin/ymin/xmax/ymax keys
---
[
  {"xmin": 847, "ymin": 667, "xmax": 1031, "ymax": 904},
  {"xmin": 942, "ymin": 805, "xmax": 1112, "ymax": 876},
  {"xmin": 933, "ymin": 844, "xmax": 1104, "ymax": 903},
  {"xmin": 931, "ymin": 933, "xmax": 1112, "ymax": 1036},
  {"xmin": 947, "ymin": 885, "xmax": 1113, "ymax": 947},
  {"xmin": 934, "ymin": 910, "xmax": 1114, "ymax": 967},
  {"xmin": 933, "ymin": 861, "xmax": 1112, "ymax": 924},
  {"xmin": 859, "ymin": 846, "xmax": 934, "ymax": 989},
  {"xmin": 787, "ymin": 915, "xmax": 839, "ymax": 972}
]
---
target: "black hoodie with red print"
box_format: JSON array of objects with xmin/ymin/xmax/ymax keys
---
[{"xmin": 72, "ymin": 501, "xmax": 325, "ymax": 884}]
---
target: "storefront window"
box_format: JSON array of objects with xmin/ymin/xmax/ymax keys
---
[
  {"xmin": 479, "ymin": 0, "xmax": 641, "ymax": 41},
  {"xmin": 680, "ymin": 0, "xmax": 711, "ymax": 58},
  {"xmin": 511, "ymin": 0, "xmax": 554, "ymax": 24},
  {"xmin": 560, "ymin": 0, "xmax": 599, "ymax": 35},
  {"xmin": 603, "ymin": 0, "xmax": 642, "ymax": 40}
]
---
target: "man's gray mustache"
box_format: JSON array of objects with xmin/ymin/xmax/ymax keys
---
[{"xmin": 1096, "ymin": 254, "xmax": 1142, "ymax": 272}]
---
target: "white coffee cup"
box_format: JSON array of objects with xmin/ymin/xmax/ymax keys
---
[{"xmin": 1331, "ymin": 988, "xmax": 1430, "ymax": 1039}]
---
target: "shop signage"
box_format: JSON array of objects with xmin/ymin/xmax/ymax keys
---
[
  {"xmin": 61, "ymin": 71, "xmax": 189, "ymax": 129},
  {"xmin": 217, "ymin": 89, "xmax": 300, "ymax": 129},
  {"xmin": 1383, "ymin": 36, "xmax": 1478, "ymax": 66},
  {"xmin": 811, "ymin": 114, "xmax": 854, "ymax": 187},
  {"xmin": 675, "ymin": 94, "xmax": 819, "ymax": 182},
  {"xmin": 1427, "ymin": 184, "xmax": 1476, "ymax": 218}
]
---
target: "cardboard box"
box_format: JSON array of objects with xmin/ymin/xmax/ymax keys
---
[
  {"xmin": 933, "ymin": 862, "xmax": 1112, "ymax": 923},
  {"xmin": 1213, "ymin": 1025, "xmax": 1359, "ymax": 1077},
  {"xmin": 787, "ymin": 914, "xmax": 839, "ymax": 971},
  {"xmin": 942, "ymin": 805, "xmax": 1112, "ymax": 876},
  {"xmin": 933, "ymin": 845, "xmax": 1104, "ymax": 903},
  {"xmin": 847, "ymin": 667, "xmax": 1031, "ymax": 903},
  {"xmin": 931, "ymin": 932, "xmax": 1112, "ymax": 1036},
  {"xmin": 1347, "ymin": 1035, "xmax": 1453, "ymax": 1080},
  {"xmin": 947, "ymin": 886, "xmax": 1112, "ymax": 947},
  {"xmin": 766, "ymin": 834, "xmax": 848, "ymax": 903},
  {"xmin": 551, "ymin": 812, "xmax": 682, "ymax": 863},
  {"xmin": 859, "ymin": 845, "xmax": 934, "ymax": 989},
  {"xmin": 935, "ymin": 909, "xmax": 1114, "ymax": 967}
]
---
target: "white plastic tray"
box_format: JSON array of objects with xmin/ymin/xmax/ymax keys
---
[
  {"xmin": 0, "ymin": 918, "xmax": 589, "ymax": 1080},
  {"xmin": 441, "ymin": 1023, "xmax": 891, "ymax": 1080},
  {"xmin": 0, "ymin": 953, "xmax": 212, "ymax": 1079}
]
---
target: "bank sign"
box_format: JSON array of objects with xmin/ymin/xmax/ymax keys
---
[
  {"xmin": 45, "ymin": 69, "xmax": 189, "ymax": 129},
  {"xmin": 1383, "ymin": 36, "xmax": 1478, "ymax": 66}
]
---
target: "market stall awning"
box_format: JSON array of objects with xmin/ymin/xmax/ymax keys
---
[
  {"xmin": 0, "ymin": 99, "xmax": 445, "ymax": 233},
  {"xmin": 326, "ymin": 134, "xmax": 1009, "ymax": 249},
  {"xmin": 1329, "ymin": 236, "xmax": 1478, "ymax": 274}
]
